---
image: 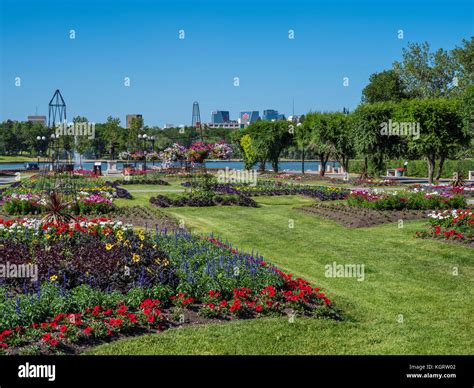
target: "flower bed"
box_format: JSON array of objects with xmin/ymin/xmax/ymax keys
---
[
  {"xmin": 0, "ymin": 178, "xmax": 132, "ymax": 215},
  {"xmin": 150, "ymin": 193, "xmax": 258, "ymax": 208},
  {"xmin": 347, "ymin": 189, "xmax": 466, "ymax": 210},
  {"xmin": 0, "ymin": 218, "xmax": 337, "ymax": 354},
  {"xmin": 230, "ymin": 181, "xmax": 349, "ymax": 201},
  {"xmin": 415, "ymin": 209, "xmax": 474, "ymax": 244}
]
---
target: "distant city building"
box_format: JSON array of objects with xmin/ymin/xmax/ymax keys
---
[
  {"xmin": 239, "ymin": 111, "xmax": 260, "ymax": 127},
  {"xmin": 211, "ymin": 110, "xmax": 230, "ymax": 124},
  {"xmin": 262, "ymin": 109, "xmax": 285, "ymax": 121},
  {"xmin": 163, "ymin": 123, "xmax": 175, "ymax": 129},
  {"xmin": 126, "ymin": 114, "xmax": 143, "ymax": 129},
  {"xmin": 207, "ymin": 121, "xmax": 240, "ymax": 129},
  {"xmin": 287, "ymin": 115, "xmax": 302, "ymax": 123},
  {"xmin": 27, "ymin": 115, "xmax": 47, "ymax": 126}
]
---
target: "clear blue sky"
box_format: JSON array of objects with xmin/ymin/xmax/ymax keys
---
[{"xmin": 0, "ymin": 0, "xmax": 472, "ymax": 127}]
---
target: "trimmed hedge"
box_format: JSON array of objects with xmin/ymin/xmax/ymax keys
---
[{"xmin": 348, "ymin": 159, "xmax": 474, "ymax": 178}]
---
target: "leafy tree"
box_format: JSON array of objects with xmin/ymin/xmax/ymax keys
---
[
  {"xmin": 234, "ymin": 121, "xmax": 293, "ymax": 172},
  {"xmin": 102, "ymin": 116, "xmax": 122, "ymax": 159},
  {"xmin": 393, "ymin": 41, "xmax": 457, "ymax": 98},
  {"xmin": 294, "ymin": 118, "xmax": 311, "ymax": 174},
  {"xmin": 330, "ymin": 113, "xmax": 356, "ymax": 173},
  {"xmin": 352, "ymin": 102, "xmax": 406, "ymax": 176},
  {"xmin": 452, "ymin": 37, "xmax": 474, "ymax": 95},
  {"xmin": 362, "ymin": 70, "xmax": 408, "ymax": 103},
  {"xmin": 394, "ymin": 98, "xmax": 469, "ymax": 183}
]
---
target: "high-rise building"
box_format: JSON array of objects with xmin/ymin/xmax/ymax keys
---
[
  {"xmin": 211, "ymin": 110, "xmax": 230, "ymax": 124},
  {"xmin": 239, "ymin": 111, "xmax": 259, "ymax": 127},
  {"xmin": 262, "ymin": 109, "xmax": 285, "ymax": 121},
  {"xmin": 126, "ymin": 114, "xmax": 143, "ymax": 129},
  {"xmin": 192, "ymin": 102, "xmax": 201, "ymax": 128},
  {"xmin": 27, "ymin": 115, "xmax": 47, "ymax": 126}
]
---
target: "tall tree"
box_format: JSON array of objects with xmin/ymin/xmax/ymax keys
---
[
  {"xmin": 452, "ymin": 37, "xmax": 474, "ymax": 95},
  {"xmin": 305, "ymin": 112, "xmax": 334, "ymax": 177},
  {"xmin": 362, "ymin": 70, "xmax": 408, "ymax": 103},
  {"xmin": 393, "ymin": 41, "xmax": 457, "ymax": 98},
  {"xmin": 352, "ymin": 102, "xmax": 405, "ymax": 177},
  {"xmin": 394, "ymin": 98, "xmax": 469, "ymax": 183}
]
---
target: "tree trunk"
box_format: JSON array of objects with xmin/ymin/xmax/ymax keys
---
[
  {"xmin": 435, "ymin": 155, "xmax": 445, "ymax": 181},
  {"xmin": 272, "ymin": 159, "xmax": 279, "ymax": 173},
  {"xmin": 258, "ymin": 160, "xmax": 266, "ymax": 172},
  {"xmin": 301, "ymin": 148, "xmax": 305, "ymax": 174},
  {"xmin": 427, "ymin": 157, "xmax": 436, "ymax": 184},
  {"xmin": 319, "ymin": 154, "xmax": 328, "ymax": 177}
]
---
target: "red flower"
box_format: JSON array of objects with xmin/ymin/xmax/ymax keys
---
[
  {"xmin": 207, "ymin": 303, "xmax": 215, "ymax": 310},
  {"xmin": 59, "ymin": 325, "xmax": 67, "ymax": 333},
  {"xmin": 84, "ymin": 327, "xmax": 93, "ymax": 334},
  {"xmin": 147, "ymin": 315, "xmax": 155, "ymax": 323},
  {"xmin": 143, "ymin": 309, "xmax": 151, "ymax": 315},
  {"xmin": 255, "ymin": 305, "xmax": 263, "ymax": 312},
  {"xmin": 116, "ymin": 305, "xmax": 127, "ymax": 313},
  {"xmin": 50, "ymin": 339, "xmax": 58, "ymax": 347},
  {"xmin": 42, "ymin": 333, "xmax": 51, "ymax": 341}
]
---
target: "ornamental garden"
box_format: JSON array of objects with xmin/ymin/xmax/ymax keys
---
[{"xmin": 0, "ymin": 38, "xmax": 472, "ymax": 356}]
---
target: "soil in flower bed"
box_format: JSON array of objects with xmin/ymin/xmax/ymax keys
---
[
  {"xmin": 8, "ymin": 301, "xmax": 336, "ymax": 355},
  {"xmin": 111, "ymin": 205, "xmax": 178, "ymax": 229},
  {"xmin": 300, "ymin": 203, "xmax": 429, "ymax": 228},
  {"xmin": 415, "ymin": 236, "xmax": 474, "ymax": 248}
]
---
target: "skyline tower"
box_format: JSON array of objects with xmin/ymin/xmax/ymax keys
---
[
  {"xmin": 48, "ymin": 89, "xmax": 67, "ymax": 129},
  {"xmin": 192, "ymin": 101, "xmax": 201, "ymax": 129}
]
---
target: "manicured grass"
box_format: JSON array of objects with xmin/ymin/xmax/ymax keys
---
[
  {"xmin": 0, "ymin": 155, "xmax": 37, "ymax": 162},
  {"xmin": 90, "ymin": 196, "xmax": 473, "ymax": 355}
]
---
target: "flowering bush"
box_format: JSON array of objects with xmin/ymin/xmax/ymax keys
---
[
  {"xmin": 118, "ymin": 151, "xmax": 131, "ymax": 160},
  {"xmin": 130, "ymin": 151, "xmax": 146, "ymax": 161},
  {"xmin": 186, "ymin": 142, "xmax": 213, "ymax": 163},
  {"xmin": 415, "ymin": 209, "xmax": 474, "ymax": 243},
  {"xmin": 347, "ymin": 189, "xmax": 466, "ymax": 210},
  {"xmin": 233, "ymin": 181, "xmax": 349, "ymax": 201},
  {"xmin": 159, "ymin": 143, "xmax": 188, "ymax": 169},
  {"xmin": 209, "ymin": 141, "xmax": 233, "ymax": 160}
]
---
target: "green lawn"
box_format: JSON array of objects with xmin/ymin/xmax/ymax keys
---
[{"xmin": 89, "ymin": 196, "xmax": 473, "ymax": 355}]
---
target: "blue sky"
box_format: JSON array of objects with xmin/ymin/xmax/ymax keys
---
[{"xmin": 1, "ymin": 0, "xmax": 472, "ymax": 126}]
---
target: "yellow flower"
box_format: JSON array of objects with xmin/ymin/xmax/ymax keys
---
[
  {"xmin": 132, "ymin": 253, "xmax": 140, "ymax": 263},
  {"xmin": 105, "ymin": 243, "xmax": 113, "ymax": 251},
  {"xmin": 154, "ymin": 258, "xmax": 161, "ymax": 265},
  {"xmin": 50, "ymin": 275, "xmax": 58, "ymax": 282},
  {"xmin": 138, "ymin": 233, "xmax": 145, "ymax": 241},
  {"xmin": 140, "ymin": 243, "xmax": 144, "ymax": 250},
  {"xmin": 45, "ymin": 234, "xmax": 51, "ymax": 239},
  {"xmin": 124, "ymin": 240, "xmax": 130, "ymax": 247},
  {"xmin": 162, "ymin": 259, "xmax": 169, "ymax": 267}
]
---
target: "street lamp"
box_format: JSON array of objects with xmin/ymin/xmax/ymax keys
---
[
  {"xmin": 138, "ymin": 134, "xmax": 148, "ymax": 171},
  {"xmin": 50, "ymin": 134, "xmax": 58, "ymax": 171},
  {"xmin": 36, "ymin": 136, "xmax": 46, "ymax": 166}
]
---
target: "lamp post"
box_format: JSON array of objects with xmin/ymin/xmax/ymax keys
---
[
  {"xmin": 50, "ymin": 133, "xmax": 58, "ymax": 171},
  {"xmin": 36, "ymin": 136, "xmax": 46, "ymax": 167},
  {"xmin": 138, "ymin": 134, "xmax": 147, "ymax": 171},
  {"xmin": 149, "ymin": 136, "xmax": 155, "ymax": 165}
]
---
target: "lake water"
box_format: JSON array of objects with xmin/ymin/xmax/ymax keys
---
[{"xmin": 0, "ymin": 160, "xmax": 339, "ymax": 172}]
